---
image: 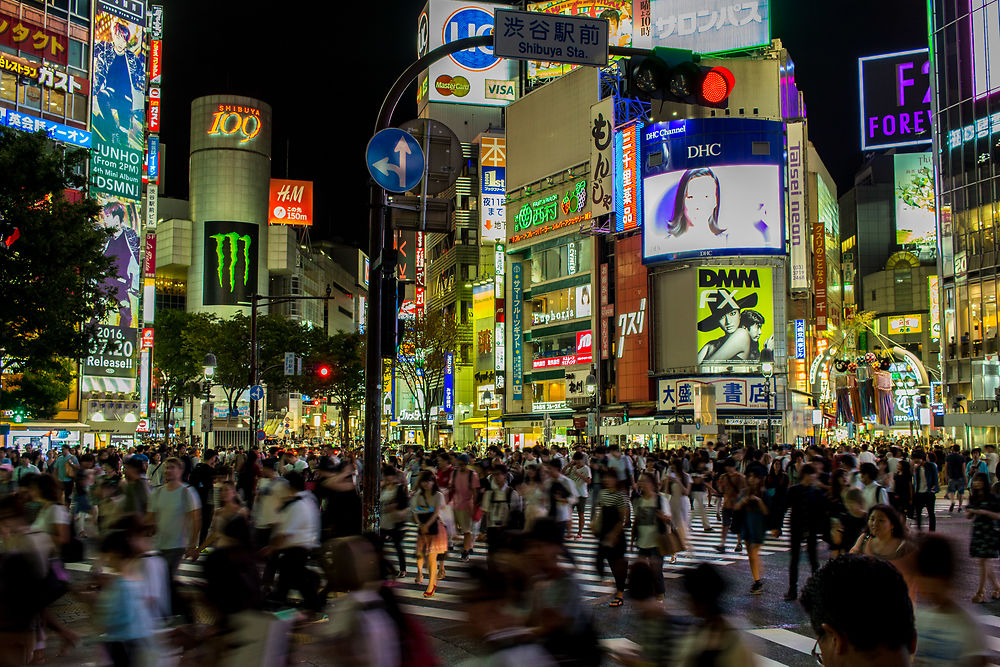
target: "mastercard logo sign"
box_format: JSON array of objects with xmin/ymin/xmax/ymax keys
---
[{"xmin": 435, "ymin": 74, "xmax": 470, "ymax": 97}]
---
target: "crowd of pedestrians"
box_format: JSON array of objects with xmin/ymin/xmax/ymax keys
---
[{"xmin": 0, "ymin": 436, "xmax": 996, "ymax": 665}]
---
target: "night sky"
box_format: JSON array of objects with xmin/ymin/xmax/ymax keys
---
[{"xmin": 159, "ymin": 0, "xmax": 927, "ymax": 248}]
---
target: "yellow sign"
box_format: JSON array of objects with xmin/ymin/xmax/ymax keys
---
[
  {"xmin": 696, "ymin": 267, "xmax": 774, "ymax": 364},
  {"xmin": 888, "ymin": 315, "xmax": 922, "ymax": 334}
]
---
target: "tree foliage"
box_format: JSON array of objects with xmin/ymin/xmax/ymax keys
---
[
  {"xmin": 0, "ymin": 127, "xmax": 115, "ymax": 417},
  {"xmin": 305, "ymin": 331, "xmax": 365, "ymax": 441},
  {"xmin": 152, "ymin": 310, "xmax": 218, "ymax": 426},
  {"xmin": 394, "ymin": 312, "xmax": 462, "ymax": 445}
]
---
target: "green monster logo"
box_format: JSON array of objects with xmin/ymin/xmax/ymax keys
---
[{"xmin": 210, "ymin": 232, "xmax": 252, "ymax": 292}]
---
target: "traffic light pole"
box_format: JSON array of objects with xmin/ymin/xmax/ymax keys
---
[{"xmin": 362, "ymin": 36, "xmax": 652, "ymax": 533}]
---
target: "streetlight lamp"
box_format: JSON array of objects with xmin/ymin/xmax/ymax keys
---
[
  {"xmin": 761, "ymin": 360, "xmax": 774, "ymax": 449},
  {"xmin": 586, "ymin": 366, "xmax": 599, "ymax": 448},
  {"xmin": 905, "ymin": 376, "xmax": 918, "ymax": 440},
  {"xmin": 482, "ymin": 389, "xmax": 492, "ymax": 451},
  {"xmin": 203, "ymin": 353, "xmax": 217, "ymax": 448},
  {"xmin": 383, "ymin": 394, "xmax": 393, "ymax": 448}
]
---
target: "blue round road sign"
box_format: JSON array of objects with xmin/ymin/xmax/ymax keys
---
[
  {"xmin": 366, "ymin": 129, "xmax": 425, "ymax": 193},
  {"xmin": 249, "ymin": 385, "xmax": 264, "ymax": 401},
  {"xmin": 257, "ymin": 430, "xmax": 266, "ymax": 441}
]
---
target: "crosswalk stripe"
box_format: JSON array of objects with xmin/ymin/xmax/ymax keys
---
[
  {"xmin": 398, "ymin": 603, "xmax": 465, "ymax": 621},
  {"xmin": 753, "ymin": 656, "xmax": 788, "ymax": 667},
  {"xmin": 747, "ymin": 628, "xmax": 815, "ymax": 655}
]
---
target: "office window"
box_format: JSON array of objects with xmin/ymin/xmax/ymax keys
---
[
  {"xmin": 44, "ymin": 88, "xmax": 65, "ymax": 116},
  {"xmin": 0, "ymin": 71, "xmax": 15, "ymax": 102},
  {"xmin": 20, "ymin": 84, "xmax": 41, "ymax": 109}
]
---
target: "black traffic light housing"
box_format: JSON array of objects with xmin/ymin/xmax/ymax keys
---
[{"xmin": 624, "ymin": 47, "xmax": 735, "ymax": 109}]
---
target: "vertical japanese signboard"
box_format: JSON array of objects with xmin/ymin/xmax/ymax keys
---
[
  {"xmin": 511, "ymin": 262, "xmax": 523, "ymax": 400},
  {"xmin": 415, "ymin": 231, "xmax": 426, "ymax": 314},
  {"xmin": 495, "ymin": 244, "xmax": 506, "ymax": 375},
  {"xmin": 90, "ymin": 0, "xmax": 146, "ymax": 202},
  {"xmin": 794, "ymin": 319, "xmax": 806, "ymax": 359},
  {"xmin": 614, "ymin": 121, "xmax": 641, "ymax": 232},
  {"xmin": 928, "ymin": 275, "xmax": 940, "ymax": 341},
  {"xmin": 787, "ymin": 122, "xmax": 808, "ymax": 291},
  {"xmin": 480, "ymin": 136, "xmax": 506, "ymax": 241},
  {"xmin": 813, "ymin": 222, "xmax": 827, "ymax": 330},
  {"xmin": 590, "ymin": 97, "xmax": 615, "ymax": 218},
  {"xmin": 444, "ymin": 351, "xmax": 455, "ymax": 413}
]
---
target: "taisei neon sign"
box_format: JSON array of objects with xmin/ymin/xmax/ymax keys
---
[{"xmin": 207, "ymin": 104, "xmax": 262, "ymax": 144}]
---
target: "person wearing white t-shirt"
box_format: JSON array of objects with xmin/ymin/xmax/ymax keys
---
[
  {"xmin": 267, "ymin": 470, "xmax": 323, "ymax": 612},
  {"xmin": 986, "ymin": 445, "xmax": 999, "ymax": 485},
  {"xmin": 857, "ymin": 444, "xmax": 876, "ymax": 466},
  {"xmin": 146, "ymin": 457, "xmax": 201, "ymax": 622},
  {"xmin": 566, "ymin": 452, "xmax": 592, "ymax": 539}
]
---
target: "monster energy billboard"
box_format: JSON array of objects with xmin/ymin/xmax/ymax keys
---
[{"xmin": 203, "ymin": 221, "xmax": 258, "ymax": 306}]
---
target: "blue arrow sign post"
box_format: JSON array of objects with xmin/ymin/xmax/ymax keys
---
[
  {"xmin": 366, "ymin": 128, "xmax": 425, "ymax": 193},
  {"xmin": 249, "ymin": 385, "xmax": 264, "ymax": 401}
]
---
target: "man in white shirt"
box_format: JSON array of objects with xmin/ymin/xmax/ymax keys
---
[
  {"xmin": 566, "ymin": 452, "xmax": 592, "ymax": 539},
  {"xmin": 147, "ymin": 457, "xmax": 201, "ymax": 621},
  {"xmin": 986, "ymin": 445, "xmax": 999, "ymax": 485},
  {"xmin": 858, "ymin": 463, "xmax": 888, "ymax": 511},
  {"xmin": 267, "ymin": 470, "xmax": 322, "ymax": 612},
  {"xmin": 857, "ymin": 444, "xmax": 877, "ymax": 466}
]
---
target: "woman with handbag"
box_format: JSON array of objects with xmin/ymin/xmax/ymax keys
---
[
  {"xmin": 410, "ymin": 471, "xmax": 447, "ymax": 598},
  {"xmin": 632, "ymin": 472, "xmax": 670, "ymax": 597}
]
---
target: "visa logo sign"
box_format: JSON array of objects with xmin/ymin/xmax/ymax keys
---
[{"xmin": 485, "ymin": 79, "xmax": 516, "ymax": 101}]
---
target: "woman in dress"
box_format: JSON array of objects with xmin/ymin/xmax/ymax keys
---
[
  {"xmin": 763, "ymin": 458, "xmax": 789, "ymax": 538},
  {"xmin": 632, "ymin": 472, "xmax": 669, "ymax": 595},
  {"xmin": 734, "ymin": 467, "xmax": 769, "ymax": 595},
  {"xmin": 850, "ymin": 504, "xmax": 916, "ymax": 595},
  {"xmin": 410, "ymin": 471, "xmax": 447, "ymax": 598},
  {"xmin": 663, "ymin": 458, "xmax": 690, "ymax": 564},
  {"xmin": 966, "ymin": 472, "xmax": 1000, "ymax": 602}
]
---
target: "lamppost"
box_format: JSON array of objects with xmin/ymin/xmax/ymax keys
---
[
  {"xmin": 586, "ymin": 366, "xmax": 599, "ymax": 448},
  {"xmin": 202, "ymin": 353, "xmax": 216, "ymax": 448},
  {"xmin": 383, "ymin": 395, "xmax": 392, "ymax": 448},
  {"xmin": 761, "ymin": 360, "xmax": 774, "ymax": 449},
  {"xmin": 483, "ymin": 389, "xmax": 492, "ymax": 451},
  {"xmin": 905, "ymin": 376, "xmax": 918, "ymax": 441}
]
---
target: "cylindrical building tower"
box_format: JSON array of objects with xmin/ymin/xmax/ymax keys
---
[{"xmin": 187, "ymin": 95, "xmax": 272, "ymax": 316}]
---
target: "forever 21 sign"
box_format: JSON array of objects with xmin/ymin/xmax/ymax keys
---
[{"xmin": 859, "ymin": 48, "xmax": 932, "ymax": 151}]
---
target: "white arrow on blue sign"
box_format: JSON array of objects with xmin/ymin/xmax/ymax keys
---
[
  {"xmin": 249, "ymin": 385, "xmax": 264, "ymax": 401},
  {"xmin": 366, "ymin": 128, "xmax": 425, "ymax": 193}
]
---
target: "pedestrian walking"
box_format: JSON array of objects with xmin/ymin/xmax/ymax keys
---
[
  {"xmin": 594, "ymin": 469, "xmax": 629, "ymax": 607},
  {"xmin": 784, "ymin": 464, "xmax": 824, "ymax": 601},
  {"xmin": 734, "ymin": 467, "xmax": 768, "ymax": 594},
  {"xmin": 714, "ymin": 458, "xmax": 745, "ymax": 554},
  {"xmin": 911, "ymin": 451, "xmax": 939, "ymax": 531},
  {"xmin": 965, "ymin": 471, "xmax": 1000, "ymax": 603},
  {"xmin": 146, "ymin": 457, "xmax": 201, "ymax": 620},
  {"xmin": 411, "ymin": 471, "xmax": 447, "ymax": 598}
]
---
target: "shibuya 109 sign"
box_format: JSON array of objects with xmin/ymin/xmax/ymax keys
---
[{"xmin": 206, "ymin": 103, "xmax": 262, "ymax": 144}]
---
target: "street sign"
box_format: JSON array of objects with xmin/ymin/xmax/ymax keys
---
[
  {"xmin": 398, "ymin": 119, "xmax": 462, "ymax": 196},
  {"xmin": 366, "ymin": 128, "xmax": 425, "ymax": 193},
  {"xmin": 257, "ymin": 430, "xmax": 266, "ymax": 441},
  {"xmin": 283, "ymin": 352, "xmax": 295, "ymax": 376},
  {"xmin": 494, "ymin": 9, "xmax": 609, "ymax": 68},
  {"xmin": 249, "ymin": 385, "xmax": 264, "ymax": 401}
]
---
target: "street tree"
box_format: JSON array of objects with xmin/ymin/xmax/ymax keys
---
[
  {"xmin": 394, "ymin": 311, "xmax": 462, "ymax": 446},
  {"xmin": 211, "ymin": 314, "xmax": 253, "ymax": 419},
  {"xmin": 306, "ymin": 331, "xmax": 365, "ymax": 442},
  {"xmin": 257, "ymin": 314, "xmax": 314, "ymax": 394},
  {"xmin": 0, "ymin": 127, "xmax": 115, "ymax": 418},
  {"xmin": 152, "ymin": 310, "xmax": 217, "ymax": 431}
]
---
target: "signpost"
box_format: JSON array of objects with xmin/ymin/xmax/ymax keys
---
[
  {"xmin": 366, "ymin": 128, "xmax": 425, "ymax": 193},
  {"xmin": 494, "ymin": 9, "xmax": 609, "ymax": 68},
  {"xmin": 249, "ymin": 385, "xmax": 264, "ymax": 401}
]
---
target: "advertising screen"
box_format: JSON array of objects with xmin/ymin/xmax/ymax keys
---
[
  {"xmin": 526, "ymin": 0, "xmax": 633, "ymax": 80},
  {"xmin": 422, "ymin": 0, "xmax": 518, "ymax": 108},
  {"xmin": 696, "ymin": 266, "xmax": 774, "ymax": 365},
  {"xmin": 634, "ymin": 0, "xmax": 769, "ymax": 54},
  {"xmin": 203, "ymin": 221, "xmax": 259, "ymax": 307},
  {"xmin": 95, "ymin": 195, "xmax": 142, "ymax": 328},
  {"xmin": 90, "ymin": 0, "xmax": 145, "ymax": 202},
  {"xmin": 480, "ymin": 136, "xmax": 506, "ymax": 241},
  {"xmin": 268, "ymin": 179, "xmax": 313, "ymax": 226},
  {"xmin": 858, "ymin": 48, "xmax": 932, "ymax": 150},
  {"xmin": 614, "ymin": 121, "xmax": 642, "ymax": 231},
  {"xmin": 888, "ymin": 315, "xmax": 922, "ymax": 335},
  {"xmin": 893, "ymin": 152, "xmax": 935, "ymax": 246},
  {"xmin": 641, "ymin": 118, "xmax": 784, "ymax": 262}
]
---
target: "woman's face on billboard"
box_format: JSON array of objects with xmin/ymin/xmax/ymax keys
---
[
  {"xmin": 721, "ymin": 308, "xmax": 740, "ymax": 334},
  {"xmin": 683, "ymin": 175, "xmax": 717, "ymax": 226}
]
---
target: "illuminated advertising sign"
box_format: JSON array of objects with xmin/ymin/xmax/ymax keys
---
[
  {"xmin": 84, "ymin": 325, "xmax": 137, "ymax": 378},
  {"xmin": 143, "ymin": 232, "xmax": 156, "ymax": 278},
  {"xmin": 659, "ymin": 376, "xmax": 771, "ymax": 411},
  {"xmin": 634, "ymin": 0, "xmax": 769, "ymax": 54},
  {"xmin": 0, "ymin": 10, "xmax": 69, "ymax": 65},
  {"xmin": 150, "ymin": 4, "xmax": 163, "ymax": 39},
  {"xmin": 929, "ymin": 275, "xmax": 940, "ymax": 340},
  {"xmin": 0, "ymin": 108, "xmax": 90, "ymax": 148},
  {"xmin": 531, "ymin": 285, "xmax": 592, "ymax": 325},
  {"xmin": 91, "ymin": 0, "xmax": 145, "ymax": 202},
  {"xmin": 95, "ymin": 195, "xmax": 141, "ymax": 329},
  {"xmin": 696, "ymin": 266, "xmax": 774, "ymax": 365},
  {"xmin": 590, "ymin": 97, "xmax": 615, "ymax": 217},
  {"xmin": 616, "ymin": 234, "xmax": 649, "ymax": 401},
  {"xmin": 795, "ymin": 319, "xmax": 806, "ymax": 359},
  {"xmin": 614, "ymin": 121, "xmax": 642, "ymax": 232},
  {"xmin": 0, "ymin": 54, "xmax": 86, "ymax": 95},
  {"xmin": 641, "ymin": 118, "xmax": 784, "ymax": 263},
  {"xmin": 814, "ymin": 222, "xmax": 827, "ymax": 330},
  {"xmin": 268, "ymin": 179, "xmax": 313, "ymax": 226},
  {"xmin": 972, "ymin": 0, "xmax": 1000, "ymax": 98},
  {"xmin": 206, "ymin": 103, "xmax": 262, "ymax": 144},
  {"xmin": 510, "ymin": 179, "xmax": 588, "ymax": 235},
  {"xmin": 149, "ymin": 40, "xmax": 162, "ymax": 84},
  {"xmin": 858, "ymin": 49, "xmax": 931, "ymax": 150},
  {"xmin": 422, "ymin": 0, "xmax": 518, "ymax": 108},
  {"xmin": 203, "ymin": 221, "xmax": 259, "ymax": 307},
  {"xmin": 787, "ymin": 122, "xmax": 807, "ymax": 290},
  {"xmin": 147, "ymin": 86, "xmax": 160, "ymax": 133},
  {"xmin": 141, "ymin": 328, "xmax": 154, "ymax": 348},
  {"xmin": 888, "ymin": 315, "xmax": 922, "ymax": 335},
  {"xmin": 480, "ymin": 136, "xmax": 506, "ymax": 241},
  {"xmin": 147, "ymin": 135, "xmax": 159, "ymax": 183},
  {"xmin": 893, "ymin": 152, "xmax": 935, "ymax": 246},
  {"xmin": 444, "ymin": 351, "xmax": 454, "ymax": 412},
  {"xmin": 526, "ymin": 0, "xmax": 633, "ymax": 80},
  {"xmin": 512, "ymin": 262, "xmax": 523, "ymax": 400},
  {"xmin": 146, "ymin": 183, "xmax": 157, "ymax": 228}
]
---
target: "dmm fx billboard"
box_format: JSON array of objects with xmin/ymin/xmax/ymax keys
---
[
  {"xmin": 696, "ymin": 266, "xmax": 774, "ymax": 365},
  {"xmin": 859, "ymin": 49, "xmax": 931, "ymax": 150},
  {"xmin": 418, "ymin": 0, "xmax": 517, "ymax": 108},
  {"xmin": 90, "ymin": 0, "xmax": 146, "ymax": 201},
  {"xmin": 641, "ymin": 118, "xmax": 784, "ymax": 263},
  {"xmin": 203, "ymin": 221, "xmax": 259, "ymax": 306},
  {"xmin": 633, "ymin": 0, "xmax": 770, "ymax": 54}
]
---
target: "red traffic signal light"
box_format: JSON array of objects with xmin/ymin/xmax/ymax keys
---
[
  {"xmin": 313, "ymin": 399, "xmax": 320, "ymax": 406},
  {"xmin": 699, "ymin": 66, "xmax": 735, "ymax": 107},
  {"xmin": 318, "ymin": 366, "xmax": 330, "ymax": 378}
]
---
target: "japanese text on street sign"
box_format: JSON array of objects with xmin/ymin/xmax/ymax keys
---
[{"xmin": 494, "ymin": 9, "xmax": 608, "ymax": 67}]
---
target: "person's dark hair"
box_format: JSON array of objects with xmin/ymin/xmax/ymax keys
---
[
  {"xmin": 546, "ymin": 458, "xmax": 563, "ymax": 472},
  {"xmin": 970, "ymin": 471, "xmax": 991, "ymax": 503},
  {"xmin": 915, "ymin": 534, "xmax": 954, "ymax": 580},
  {"xmin": 205, "ymin": 449, "xmax": 217, "ymax": 462},
  {"xmin": 722, "ymin": 458, "xmax": 736, "ymax": 469},
  {"xmin": 800, "ymin": 554, "xmax": 914, "ymax": 653},
  {"xmin": 417, "ymin": 470, "xmax": 439, "ymax": 496},
  {"xmin": 284, "ymin": 470, "xmax": 305, "ymax": 492},
  {"xmin": 682, "ymin": 563, "xmax": 726, "ymax": 616},
  {"xmin": 100, "ymin": 529, "xmax": 135, "ymax": 559},
  {"xmin": 668, "ymin": 167, "xmax": 723, "ymax": 236},
  {"xmin": 262, "ymin": 457, "xmax": 278, "ymax": 471},
  {"xmin": 628, "ymin": 560, "xmax": 664, "ymax": 601},
  {"xmin": 840, "ymin": 454, "xmax": 856, "ymax": 469},
  {"xmin": 859, "ymin": 462, "xmax": 878, "ymax": 480},
  {"xmin": 572, "ymin": 451, "xmax": 585, "ymax": 461},
  {"xmin": 104, "ymin": 201, "xmax": 126, "ymax": 223},
  {"xmin": 740, "ymin": 309, "xmax": 765, "ymax": 328},
  {"xmin": 30, "ymin": 474, "xmax": 60, "ymax": 503},
  {"xmin": 868, "ymin": 504, "xmax": 906, "ymax": 539},
  {"xmin": 799, "ymin": 463, "xmax": 816, "ymax": 477},
  {"xmin": 897, "ymin": 460, "xmax": 912, "ymax": 477}
]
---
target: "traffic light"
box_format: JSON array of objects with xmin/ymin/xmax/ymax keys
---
[
  {"xmin": 624, "ymin": 47, "xmax": 735, "ymax": 108},
  {"xmin": 317, "ymin": 365, "xmax": 330, "ymax": 378}
]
